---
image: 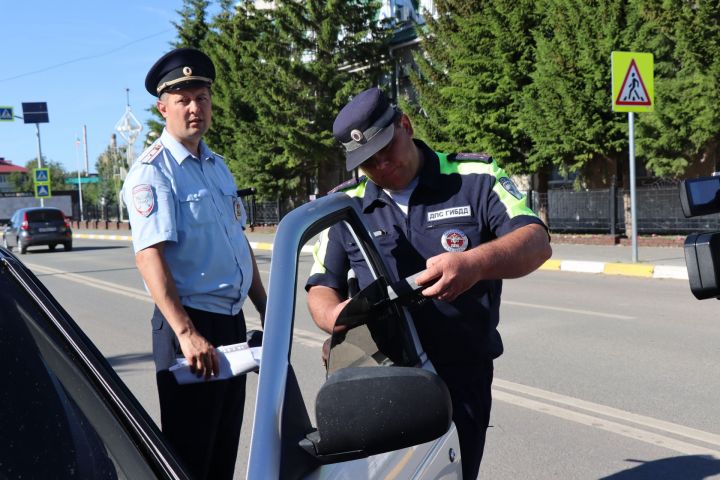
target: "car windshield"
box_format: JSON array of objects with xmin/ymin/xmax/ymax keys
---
[{"xmin": 26, "ymin": 209, "xmax": 64, "ymax": 222}]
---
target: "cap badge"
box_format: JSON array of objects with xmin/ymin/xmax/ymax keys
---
[
  {"xmin": 441, "ymin": 229, "xmax": 469, "ymax": 252},
  {"xmin": 350, "ymin": 129, "xmax": 365, "ymax": 143},
  {"xmin": 182, "ymin": 66, "xmax": 193, "ymax": 76}
]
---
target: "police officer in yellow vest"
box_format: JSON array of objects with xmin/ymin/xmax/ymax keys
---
[{"xmin": 306, "ymin": 87, "xmax": 552, "ymax": 479}]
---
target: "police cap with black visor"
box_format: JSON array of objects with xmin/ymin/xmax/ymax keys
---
[
  {"xmin": 333, "ymin": 87, "xmax": 400, "ymax": 171},
  {"xmin": 145, "ymin": 47, "xmax": 215, "ymax": 97}
]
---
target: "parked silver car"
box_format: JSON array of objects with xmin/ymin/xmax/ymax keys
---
[
  {"xmin": 0, "ymin": 193, "xmax": 461, "ymax": 479},
  {"xmin": 2, "ymin": 207, "xmax": 73, "ymax": 254}
]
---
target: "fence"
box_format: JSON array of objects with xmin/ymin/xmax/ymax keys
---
[
  {"xmin": 531, "ymin": 185, "xmax": 720, "ymax": 234},
  {"xmin": 72, "ymin": 185, "xmax": 720, "ymax": 235}
]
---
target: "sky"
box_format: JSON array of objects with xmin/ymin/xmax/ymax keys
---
[{"xmin": 0, "ymin": 1, "xmax": 187, "ymax": 174}]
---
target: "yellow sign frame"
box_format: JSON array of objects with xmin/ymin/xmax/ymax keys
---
[
  {"xmin": 611, "ymin": 51, "xmax": 654, "ymax": 112},
  {"xmin": 33, "ymin": 167, "xmax": 52, "ymax": 198}
]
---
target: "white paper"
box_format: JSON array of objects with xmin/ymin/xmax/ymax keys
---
[{"xmin": 170, "ymin": 342, "xmax": 262, "ymax": 384}]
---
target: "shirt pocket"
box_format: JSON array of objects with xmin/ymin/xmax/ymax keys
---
[{"xmin": 178, "ymin": 188, "xmax": 215, "ymax": 226}]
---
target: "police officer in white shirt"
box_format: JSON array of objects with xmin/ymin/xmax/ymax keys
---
[{"xmin": 122, "ymin": 47, "xmax": 267, "ymax": 480}]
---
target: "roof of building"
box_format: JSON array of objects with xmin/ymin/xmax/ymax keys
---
[{"xmin": 0, "ymin": 158, "xmax": 28, "ymax": 174}]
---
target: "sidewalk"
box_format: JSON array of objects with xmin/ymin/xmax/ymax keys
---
[{"xmin": 71, "ymin": 229, "xmax": 689, "ymax": 280}]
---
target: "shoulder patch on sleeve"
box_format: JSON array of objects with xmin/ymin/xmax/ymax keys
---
[
  {"xmin": 139, "ymin": 141, "xmax": 164, "ymax": 164},
  {"xmin": 329, "ymin": 175, "xmax": 366, "ymax": 194},
  {"xmin": 498, "ymin": 176, "xmax": 524, "ymax": 200},
  {"xmin": 448, "ymin": 152, "xmax": 493, "ymax": 163}
]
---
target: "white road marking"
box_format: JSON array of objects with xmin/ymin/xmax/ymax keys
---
[
  {"xmin": 27, "ymin": 263, "xmax": 153, "ymax": 302},
  {"xmin": 494, "ymin": 379, "xmax": 720, "ymax": 447},
  {"xmin": 27, "ymin": 263, "xmax": 326, "ymax": 349},
  {"xmin": 492, "ymin": 388, "xmax": 720, "ymax": 456},
  {"xmin": 503, "ymin": 300, "xmax": 635, "ymax": 320},
  {"xmin": 27, "ymin": 262, "xmax": 718, "ymax": 456}
]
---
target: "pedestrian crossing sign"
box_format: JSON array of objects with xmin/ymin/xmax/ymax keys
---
[
  {"xmin": 612, "ymin": 51, "xmax": 654, "ymax": 112},
  {"xmin": 0, "ymin": 107, "xmax": 13, "ymax": 121},
  {"xmin": 35, "ymin": 184, "xmax": 52, "ymax": 198},
  {"xmin": 34, "ymin": 168, "xmax": 50, "ymax": 183}
]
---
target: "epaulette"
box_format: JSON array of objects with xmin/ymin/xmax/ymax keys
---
[
  {"xmin": 138, "ymin": 141, "xmax": 164, "ymax": 164},
  {"xmin": 329, "ymin": 175, "xmax": 366, "ymax": 194},
  {"xmin": 448, "ymin": 152, "xmax": 493, "ymax": 163}
]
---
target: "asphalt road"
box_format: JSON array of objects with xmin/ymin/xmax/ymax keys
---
[{"xmin": 13, "ymin": 237, "xmax": 720, "ymax": 479}]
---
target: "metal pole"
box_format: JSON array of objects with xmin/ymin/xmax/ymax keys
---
[
  {"xmin": 629, "ymin": 112, "xmax": 638, "ymax": 262},
  {"xmin": 75, "ymin": 139, "xmax": 84, "ymax": 222},
  {"xmin": 83, "ymin": 125, "xmax": 89, "ymax": 173},
  {"xmin": 36, "ymin": 123, "xmax": 44, "ymax": 207}
]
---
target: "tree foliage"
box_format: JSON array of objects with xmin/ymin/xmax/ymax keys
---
[
  {"xmin": 160, "ymin": 0, "xmax": 720, "ymax": 194},
  {"xmin": 633, "ymin": 0, "xmax": 720, "ymax": 177},
  {"xmin": 406, "ymin": 0, "xmax": 542, "ymax": 174},
  {"xmin": 9, "ymin": 159, "xmax": 68, "ymax": 193},
  {"xmin": 148, "ymin": 0, "xmax": 387, "ymax": 203},
  {"xmin": 520, "ymin": 0, "xmax": 631, "ymax": 186}
]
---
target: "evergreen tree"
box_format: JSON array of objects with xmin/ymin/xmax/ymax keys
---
[
  {"xmin": 173, "ymin": 0, "xmax": 211, "ymax": 48},
  {"xmin": 634, "ymin": 0, "xmax": 720, "ymax": 177},
  {"xmin": 144, "ymin": 0, "xmax": 211, "ymax": 146},
  {"xmin": 405, "ymin": 0, "xmax": 541, "ymax": 174},
  {"xmin": 519, "ymin": 0, "xmax": 631, "ymax": 188},
  {"xmin": 205, "ymin": 0, "xmax": 388, "ymax": 202}
]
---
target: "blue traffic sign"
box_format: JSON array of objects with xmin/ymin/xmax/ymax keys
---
[
  {"xmin": 0, "ymin": 107, "xmax": 13, "ymax": 121},
  {"xmin": 34, "ymin": 168, "xmax": 49, "ymax": 183},
  {"xmin": 35, "ymin": 184, "xmax": 51, "ymax": 198}
]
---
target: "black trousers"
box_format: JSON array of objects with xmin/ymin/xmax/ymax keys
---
[
  {"xmin": 152, "ymin": 306, "xmax": 247, "ymax": 480},
  {"xmin": 434, "ymin": 360, "xmax": 494, "ymax": 480}
]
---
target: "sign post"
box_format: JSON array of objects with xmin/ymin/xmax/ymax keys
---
[
  {"xmin": 22, "ymin": 102, "xmax": 50, "ymax": 207},
  {"xmin": 612, "ymin": 51, "xmax": 654, "ymax": 263}
]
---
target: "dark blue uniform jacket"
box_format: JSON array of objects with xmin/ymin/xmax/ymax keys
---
[{"xmin": 306, "ymin": 140, "xmax": 547, "ymax": 365}]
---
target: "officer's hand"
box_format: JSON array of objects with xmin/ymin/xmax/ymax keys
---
[
  {"xmin": 416, "ymin": 252, "xmax": 478, "ymax": 302},
  {"xmin": 178, "ymin": 330, "xmax": 219, "ymax": 379}
]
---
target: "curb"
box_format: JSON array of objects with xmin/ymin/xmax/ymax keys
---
[
  {"xmin": 71, "ymin": 233, "xmax": 686, "ymax": 280},
  {"xmin": 71, "ymin": 233, "xmax": 311, "ymax": 254},
  {"xmin": 73, "ymin": 233, "xmax": 133, "ymax": 242},
  {"xmin": 539, "ymin": 259, "xmax": 688, "ymax": 280}
]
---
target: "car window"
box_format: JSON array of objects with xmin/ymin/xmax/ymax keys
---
[
  {"xmin": 296, "ymin": 219, "xmax": 419, "ymax": 388},
  {"xmin": 325, "ymin": 276, "xmax": 417, "ymax": 375},
  {"xmin": 26, "ymin": 209, "xmax": 64, "ymax": 222},
  {"xmin": 0, "ymin": 264, "xmax": 165, "ymax": 479}
]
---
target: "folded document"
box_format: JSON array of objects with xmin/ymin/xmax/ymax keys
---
[{"xmin": 170, "ymin": 342, "xmax": 262, "ymax": 384}]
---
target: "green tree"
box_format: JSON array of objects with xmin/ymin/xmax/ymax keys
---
[
  {"xmin": 204, "ymin": 0, "xmax": 388, "ymax": 202},
  {"xmin": 173, "ymin": 0, "xmax": 211, "ymax": 48},
  {"xmin": 519, "ymin": 0, "xmax": 631, "ymax": 188},
  {"xmin": 405, "ymin": 1, "xmax": 542, "ymax": 174},
  {"xmin": 633, "ymin": 0, "xmax": 720, "ymax": 177},
  {"xmin": 94, "ymin": 145, "xmax": 127, "ymax": 218},
  {"xmin": 9, "ymin": 158, "xmax": 68, "ymax": 193},
  {"xmin": 144, "ymin": 0, "xmax": 211, "ymax": 146}
]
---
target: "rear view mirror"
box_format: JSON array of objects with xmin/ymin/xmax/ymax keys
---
[{"xmin": 299, "ymin": 367, "xmax": 452, "ymax": 464}]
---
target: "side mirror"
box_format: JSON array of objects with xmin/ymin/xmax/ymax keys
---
[{"xmin": 299, "ymin": 367, "xmax": 452, "ymax": 464}]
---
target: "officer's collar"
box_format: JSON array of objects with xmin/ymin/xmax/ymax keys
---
[
  {"xmin": 160, "ymin": 129, "xmax": 215, "ymax": 164},
  {"xmin": 361, "ymin": 139, "xmax": 441, "ymax": 211}
]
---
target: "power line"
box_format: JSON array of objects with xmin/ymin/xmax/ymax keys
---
[{"xmin": 0, "ymin": 30, "xmax": 173, "ymax": 83}]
